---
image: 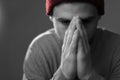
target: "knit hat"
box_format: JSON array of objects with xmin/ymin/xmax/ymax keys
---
[{"xmin": 46, "ymin": 0, "xmax": 104, "ymax": 16}]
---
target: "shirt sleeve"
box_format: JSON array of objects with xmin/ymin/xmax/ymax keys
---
[
  {"xmin": 23, "ymin": 34, "xmax": 55, "ymax": 80},
  {"xmin": 23, "ymin": 42, "xmax": 48, "ymax": 80},
  {"xmin": 109, "ymin": 46, "xmax": 120, "ymax": 80},
  {"xmin": 22, "ymin": 31, "xmax": 63, "ymax": 80}
]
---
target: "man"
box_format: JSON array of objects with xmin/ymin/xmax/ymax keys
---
[{"xmin": 23, "ymin": 0, "xmax": 120, "ymax": 80}]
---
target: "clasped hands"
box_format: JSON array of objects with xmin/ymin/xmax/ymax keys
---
[{"xmin": 60, "ymin": 16, "xmax": 93, "ymax": 80}]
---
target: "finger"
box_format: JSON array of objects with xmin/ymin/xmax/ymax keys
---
[
  {"xmin": 81, "ymin": 24, "xmax": 90, "ymax": 50},
  {"xmin": 70, "ymin": 29, "xmax": 79, "ymax": 53},
  {"xmin": 76, "ymin": 19, "xmax": 87, "ymax": 52},
  {"xmin": 63, "ymin": 17, "xmax": 76, "ymax": 52},
  {"xmin": 66, "ymin": 16, "xmax": 77, "ymax": 44},
  {"xmin": 68, "ymin": 16, "xmax": 76, "ymax": 31},
  {"xmin": 62, "ymin": 29, "xmax": 69, "ymax": 52},
  {"xmin": 80, "ymin": 22, "xmax": 90, "ymax": 52},
  {"xmin": 76, "ymin": 17, "xmax": 83, "ymax": 37},
  {"xmin": 62, "ymin": 17, "xmax": 76, "ymax": 55},
  {"xmin": 77, "ymin": 36, "xmax": 85, "ymax": 58},
  {"xmin": 76, "ymin": 19, "xmax": 89, "ymax": 53},
  {"xmin": 66, "ymin": 22, "xmax": 76, "ymax": 48}
]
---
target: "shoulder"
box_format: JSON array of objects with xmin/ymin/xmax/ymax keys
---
[
  {"xmin": 99, "ymin": 28, "xmax": 120, "ymax": 48},
  {"xmin": 29, "ymin": 28, "xmax": 59, "ymax": 48},
  {"xmin": 101, "ymin": 29, "xmax": 120, "ymax": 79},
  {"xmin": 23, "ymin": 29, "xmax": 61, "ymax": 79},
  {"xmin": 100, "ymin": 28, "xmax": 120, "ymax": 64},
  {"xmin": 92, "ymin": 28, "xmax": 120, "ymax": 78},
  {"xmin": 25, "ymin": 28, "xmax": 61, "ymax": 61}
]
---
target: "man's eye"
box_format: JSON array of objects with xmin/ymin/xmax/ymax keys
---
[
  {"xmin": 61, "ymin": 20, "xmax": 70, "ymax": 25},
  {"xmin": 82, "ymin": 19, "xmax": 92, "ymax": 24}
]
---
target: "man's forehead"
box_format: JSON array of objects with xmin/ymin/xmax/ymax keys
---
[{"xmin": 53, "ymin": 3, "xmax": 98, "ymax": 20}]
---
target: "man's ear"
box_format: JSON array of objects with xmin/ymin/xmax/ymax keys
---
[{"xmin": 49, "ymin": 16, "xmax": 53, "ymax": 22}]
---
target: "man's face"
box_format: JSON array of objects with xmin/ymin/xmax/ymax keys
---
[{"xmin": 51, "ymin": 2, "xmax": 101, "ymax": 43}]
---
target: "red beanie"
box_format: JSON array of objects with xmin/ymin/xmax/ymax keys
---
[{"xmin": 46, "ymin": 0, "xmax": 104, "ymax": 16}]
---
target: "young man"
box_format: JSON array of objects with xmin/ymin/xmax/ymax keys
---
[{"xmin": 23, "ymin": 0, "xmax": 120, "ymax": 80}]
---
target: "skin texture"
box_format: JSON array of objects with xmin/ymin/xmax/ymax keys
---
[{"xmin": 50, "ymin": 2, "xmax": 103, "ymax": 80}]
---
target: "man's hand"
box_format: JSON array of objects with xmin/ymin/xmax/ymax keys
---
[
  {"xmin": 57, "ymin": 16, "xmax": 105, "ymax": 80},
  {"xmin": 59, "ymin": 17, "xmax": 79, "ymax": 80},
  {"xmin": 76, "ymin": 17, "xmax": 93, "ymax": 80}
]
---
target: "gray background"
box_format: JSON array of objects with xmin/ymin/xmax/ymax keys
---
[{"xmin": 0, "ymin": 0, "xmax": 120, "ymax": 80}]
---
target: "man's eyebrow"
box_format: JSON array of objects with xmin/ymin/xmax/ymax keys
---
[
  {"xmin": 81, "ymin": 16, "xmax": 96, "ymax": 20},
  {"xmin": 55, "ymin": 16, "xmax": 96, "ymax": 21},
  {"xmin": 56, "ymin": 18, "xmax": 71, "ymax": 22}
]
